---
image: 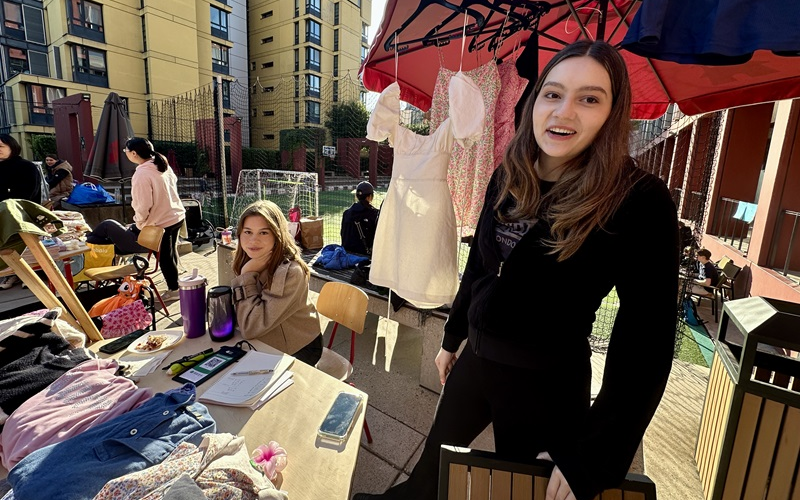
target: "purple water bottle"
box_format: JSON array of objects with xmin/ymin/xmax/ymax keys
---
[{"xmin": 178, "ymin": 268, "xmax": 207, "ymax": 339}]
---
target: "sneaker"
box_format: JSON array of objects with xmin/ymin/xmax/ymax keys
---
[
  {"xmin": 161, "ymin": 289, "xmax": 180, "ymax": 301},
  {"xmin": 0, "ymin": 275, "xmax": 20, "ymax": 290}
]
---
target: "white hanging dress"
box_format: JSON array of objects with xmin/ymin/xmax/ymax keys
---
[{"xmin": 366, "ymin": 76, "xmax": 485, "ymax": 308}]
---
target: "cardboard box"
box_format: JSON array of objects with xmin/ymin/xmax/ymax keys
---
[{"xmin": 299, "ymin": 216, "xmax": 324, "ymax": 250}]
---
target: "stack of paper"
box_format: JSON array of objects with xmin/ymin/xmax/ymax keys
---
[{"xmin": 198, "ymin": 351, "xmax": 295, "ymax": 410}]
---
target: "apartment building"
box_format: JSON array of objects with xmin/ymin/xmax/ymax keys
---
[
  {"xmin": 0, "ymin": 0, "xmax": 248, "ymax": 158},
  {"xmin": 248, "ymin": 0, "xmax": 371, "ymax": 149}
]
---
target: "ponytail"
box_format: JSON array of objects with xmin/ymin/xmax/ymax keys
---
[{"xmin": 153, "ymin": 152, "xmax": 169, "ymax": 173}]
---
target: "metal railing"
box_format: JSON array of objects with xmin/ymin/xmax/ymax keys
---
[
  {"xmin": 770, "ymin": 209, "xmax": 800, "ymax": 279},
  {"xmin": 711, "ymin": 197, "xmax": 755, "ymax": 255}
]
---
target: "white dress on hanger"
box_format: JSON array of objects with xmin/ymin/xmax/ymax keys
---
[{"xmin": 366, "ymin": 77, "xmax": 485, "ymax": 308}]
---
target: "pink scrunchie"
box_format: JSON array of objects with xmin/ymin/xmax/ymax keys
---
[{"xmin": 251, "ymin": 441, "xmax": 288, "ymax": 481}]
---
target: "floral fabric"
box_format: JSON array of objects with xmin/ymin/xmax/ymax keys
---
[{"xmin": 430, "ymin": 60, "xmax": 501, "ymax": 236}]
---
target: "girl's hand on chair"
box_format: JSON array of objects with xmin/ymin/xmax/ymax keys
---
[
  {"xmin": 434, "ymin": 348, "xmax": 457, "ymax": 385},
  {"xmin": 536, "ymin": 452, "xmax": 576, "ymax": 500}
]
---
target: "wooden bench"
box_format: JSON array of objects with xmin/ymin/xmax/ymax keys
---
[{"xmin": 439, "ymin": 446, "xmax": 657, "ymax": 500}]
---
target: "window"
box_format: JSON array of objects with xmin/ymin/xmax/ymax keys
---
[
  {"xmin": 9, "ymin": 47, "xmax": 48, "ymax": 76},
  {"xmin": 220, "ymin": 79, "xmax": 230, "ymax": 109},
  {"xmin": 361, "ymin": 45, "xmax": 368, "ymax": 61},
  {"xmin": 305, "ymin": 19, "xmax": 320, "ymax": 45},
  {"xmin": 263, "ymin": 86, "xmax": 274, "ymax": 92},
  {"xmin": 3, "ymin": 2, "xmax": 22, "ymax": 31},
  {"xmin": 362, "ymin": 22, "xmax": 369, "ymax": 43},
  {"xmin": 305, "ymin": 47, "xmax": 320, "ymax": 71},
  {"xmin": 251, "ymin": 61, "xmax": 255, "ymax": 71},
  {"xmin": 252, "ymin": 108, "xmax": 257, "ymax": 117},
  {"xmin": 333, "ymin": 55, "xmax": 338, "ymax": 77},
  {"xmin": 8, "ymin": 47, "xmax": 26, "ymax": 74},
  {"xmin": 294, "ymin": 49, "xmax": 299, "ymax": 71},
  {"xmin": 360, "ymin": 91, "xmax": 367, "ymax": 105},
  {"xmin": 69, "ymin": 0, "xmax": 103, "ymax": 42},
  {"xmin": 73, "ymin": 45, "xmax": 107, "ymax": 86},
  {"xmin": 263, "ymin": 110, "xmax": 274, "ymax": 116},
  {"xmin": 294, "ymin": 22, "xmax": 299, "ymax": 45},
  {"xmin": 306, "ymin": 0, "xmax": 320, "ymax": 17},
  {"xmin": 294, "ymin": 78, "xmax": 299, "ymax": 97},
  {"xmin": 294, "ymin": 0, "xmax": 299, "ymax": 17},
  {"xmin": 332, "ymin": 80, "xmax": 339, "ymax": 102},
  {"xmin": 261, "ymin": 61, "xmax": 273, "ymax": 69},
  {"xmin": 210, "ymin": 6, "xmax": 228, "ymax": 39},
  {"xmin": 305, "ymin": 100, "xmax": 320, "ymax": 124},
  {"xmin": 294, "ymin": 101, "xmax": 299, "ymax": 123},
  {"xmin": 306, "ymin": 74, "xmax": 320, "ymax": 98},
  {"xmin": 333, "ymin": 29, "xmax": 339, "ymax": 51},
  {"xmin": 261, "ymin": 10, "xmax": 272, "ymax": 19},
  {"xmin": 261, "ymin": 36, "xmax": 273, "ymax": 44},
  {"xmin": 211, "ymin": 42, "xmax": 229, "ymax": 74},
  {"xmin": 263, "ymin": 134, "xmax": 275, "ymax": 140},
  {"xmin": 333, "ymin": 2, "xmax": 339, "ymax": 25},
  {"xmin": 28, "ymin": 84, "xmax": 65, "ymax": 126}
]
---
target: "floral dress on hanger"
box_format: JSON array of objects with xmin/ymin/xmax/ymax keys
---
[
  {"xmin": 493, "ymin": 57, "xmax": 528, "ymax": 168},
  {"xmin": 367, "ymin": 77, "xmax": 485, "ymax": 309},
  {"xmin": 429, "ymin": 58, "xmax": 501, "ymax": 237}
]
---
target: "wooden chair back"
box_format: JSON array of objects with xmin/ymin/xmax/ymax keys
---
[
  {"xmin": 439, "ymin": 446, "xmax": 658, "ymax": 500},
  {"xmin": 316, "ymin": 281, "xmax": 369, "ymax": 334},
  {"xmin": 137, "ymin": 226, "xmax": 164, "ymax": 253}
]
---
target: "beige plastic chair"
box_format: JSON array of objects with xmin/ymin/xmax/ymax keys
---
[
  {"xmin": 314, "ymin": 281, "xmax": 373, "ymax": 443},
  {"xmin": 83, "ymin": 226, "xmax": 170, "ymax": 314}
]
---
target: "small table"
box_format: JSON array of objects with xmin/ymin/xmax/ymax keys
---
[
  {"xmin": 0, "ymin": 244, "xmax": 89, "ymax": 290},
  {"xmin": 93, "ymin": 331, "xmax": 367, "ymax": 500}
]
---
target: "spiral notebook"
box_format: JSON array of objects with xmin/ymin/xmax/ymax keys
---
[{"xmin": 198, "ymin": 350, "xmax": 295, "ymax": 409}]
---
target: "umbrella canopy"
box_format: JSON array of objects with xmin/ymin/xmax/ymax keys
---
[
  {"xmin": 361, "ymin": 0, "xmax": 800, "ymax": 119},
  {"xmin": 84, "ymin": 92, "xmax": 136, "ymax": 181}
]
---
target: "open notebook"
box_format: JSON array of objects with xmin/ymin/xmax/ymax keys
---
[{"xmin": 198, "ymin": 350, "xmax": 295, "ymax": 410}]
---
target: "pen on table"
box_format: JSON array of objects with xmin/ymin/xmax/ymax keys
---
[
  {"xmin": 232, "ymin": 369, "xmax": 274, "ymax": 376},
  {"xmin": 163, "ymin": 348, "xmax": 215, "ymax": 376}
]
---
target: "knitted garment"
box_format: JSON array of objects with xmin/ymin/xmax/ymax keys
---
[{"xmin": 0, "ymin": 308, "xmax": 93, "ymax": 425}]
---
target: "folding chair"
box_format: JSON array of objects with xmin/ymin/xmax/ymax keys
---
[{"xmin": 82, "ymin": 226, "xmax": 170, "ymax": 315}]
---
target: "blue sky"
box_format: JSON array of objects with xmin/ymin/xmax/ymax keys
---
[{"xmin": 368, "ymin": 0, "xmax": 388, "ymax": 44}]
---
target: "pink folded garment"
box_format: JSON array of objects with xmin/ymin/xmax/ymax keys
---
[{"xmin": 0, "ymin": 358, "xmax": 153, "ymax": 470}]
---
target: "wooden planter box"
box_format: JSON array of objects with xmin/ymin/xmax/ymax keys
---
[{"xmin": 695, "ymin": 297, "xmax": 800, "ymax": 500}]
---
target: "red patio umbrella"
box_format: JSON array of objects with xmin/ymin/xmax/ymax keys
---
[{"xmin": 360, "ymin": 0, "xmax": 800, "ymax": 119}]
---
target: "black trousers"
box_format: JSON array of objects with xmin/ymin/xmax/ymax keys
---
[
  {"xmin": 159, "ymin": 220, "xmax": 184, "ymax": 291},
  {"xmin": 86, "ymin": 219, "xmax": 184, "ymax": 291},
  {"xmin": 293, "ymin": 333, "xmax": 323, "ymax": 366},
  {"xmin": 380, "ymin": 343, "xmax": 591, "ymax": 500}
]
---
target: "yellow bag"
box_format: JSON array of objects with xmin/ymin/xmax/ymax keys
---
[{"xmin": 72, "ymin": 243, "xmax": 115, "ymax": 287}]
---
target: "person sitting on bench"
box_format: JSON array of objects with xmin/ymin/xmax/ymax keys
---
[{"xmin": 340, "ymin": 181, "xmax": 379, "ymax": 256}]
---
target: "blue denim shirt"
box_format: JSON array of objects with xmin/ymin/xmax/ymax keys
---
[{"xmin": 9, "ymin": 384, "xmax": 215, "ymax": 500}]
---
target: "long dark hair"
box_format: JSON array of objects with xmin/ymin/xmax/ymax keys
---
[
  {"xmin": 125, "ymin": 137, "xmax": 169, "ymax": 173},
  {"xmin": 499, "ymin": 40, "xmax": 635, "ymax": 261},
  {"xmin": 0, "ymin": 134, "xmax": 21, "ymax": 157},
  {"xmin": 232, "ymin": 200, "xmax": 309, "ymax": 286}
]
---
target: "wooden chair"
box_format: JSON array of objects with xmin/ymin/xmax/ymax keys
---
[
  {"xmin": 314, "ymin": 281, "xmax": 373, "ymax": 443},
  {"xmin": 689, "ymin": 272, "xmax": 728, "ymax": 323},
  {"xmin": 439, "ymin": 446, "xmax": 658, "ymax": 500},
  {"xmin": 720, "ymin": 261, "xmax": 741, "ymax": 300},
  {"xmin": 83, "ymin": 226, "xmax": 170, "ymax": 315}
]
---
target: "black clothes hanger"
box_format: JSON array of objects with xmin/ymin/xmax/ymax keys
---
[{"xmin": 384, "ymin": 0, "xmax": 487, "ymax": 52}]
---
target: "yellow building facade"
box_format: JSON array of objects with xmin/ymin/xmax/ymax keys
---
[
  {"xmin": 248, "ymin": 0, "xmax": 371, "ymax": 149},
  {"xmin": 1, "ymin": 0, "xmax": 244, "ymax": 158}
]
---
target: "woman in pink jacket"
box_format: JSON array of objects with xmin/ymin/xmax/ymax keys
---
[{"xmin": 86, "ymin": 138, "xmax": 185, "ymax": 295}]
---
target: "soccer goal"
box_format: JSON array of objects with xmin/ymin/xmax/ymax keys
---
[{"xmin": 231, "ymin": 170, "xmax": 319, "ymax": 224}]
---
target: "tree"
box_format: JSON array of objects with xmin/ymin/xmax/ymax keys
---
[{"xmin": 324, "ymin": 101, "xmax": 370, "ymax": 144}]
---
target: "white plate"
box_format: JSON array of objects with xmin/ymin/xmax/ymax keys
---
[{"xmin": 126, "ymin": 330, "xmax": 183, "ymax": 354}]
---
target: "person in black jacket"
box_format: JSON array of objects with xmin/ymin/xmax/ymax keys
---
[
  {"xmin": 340, "ymin": 181, "xmax": 379, "ymax": 255},
  {"xmin": 353, "ymin": 41, "xmax": 678, "ymax": 500}
]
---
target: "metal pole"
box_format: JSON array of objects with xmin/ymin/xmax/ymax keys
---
[{"xmin": 215, "ymin": 75, "xmax": 229, "ymax": 226}]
